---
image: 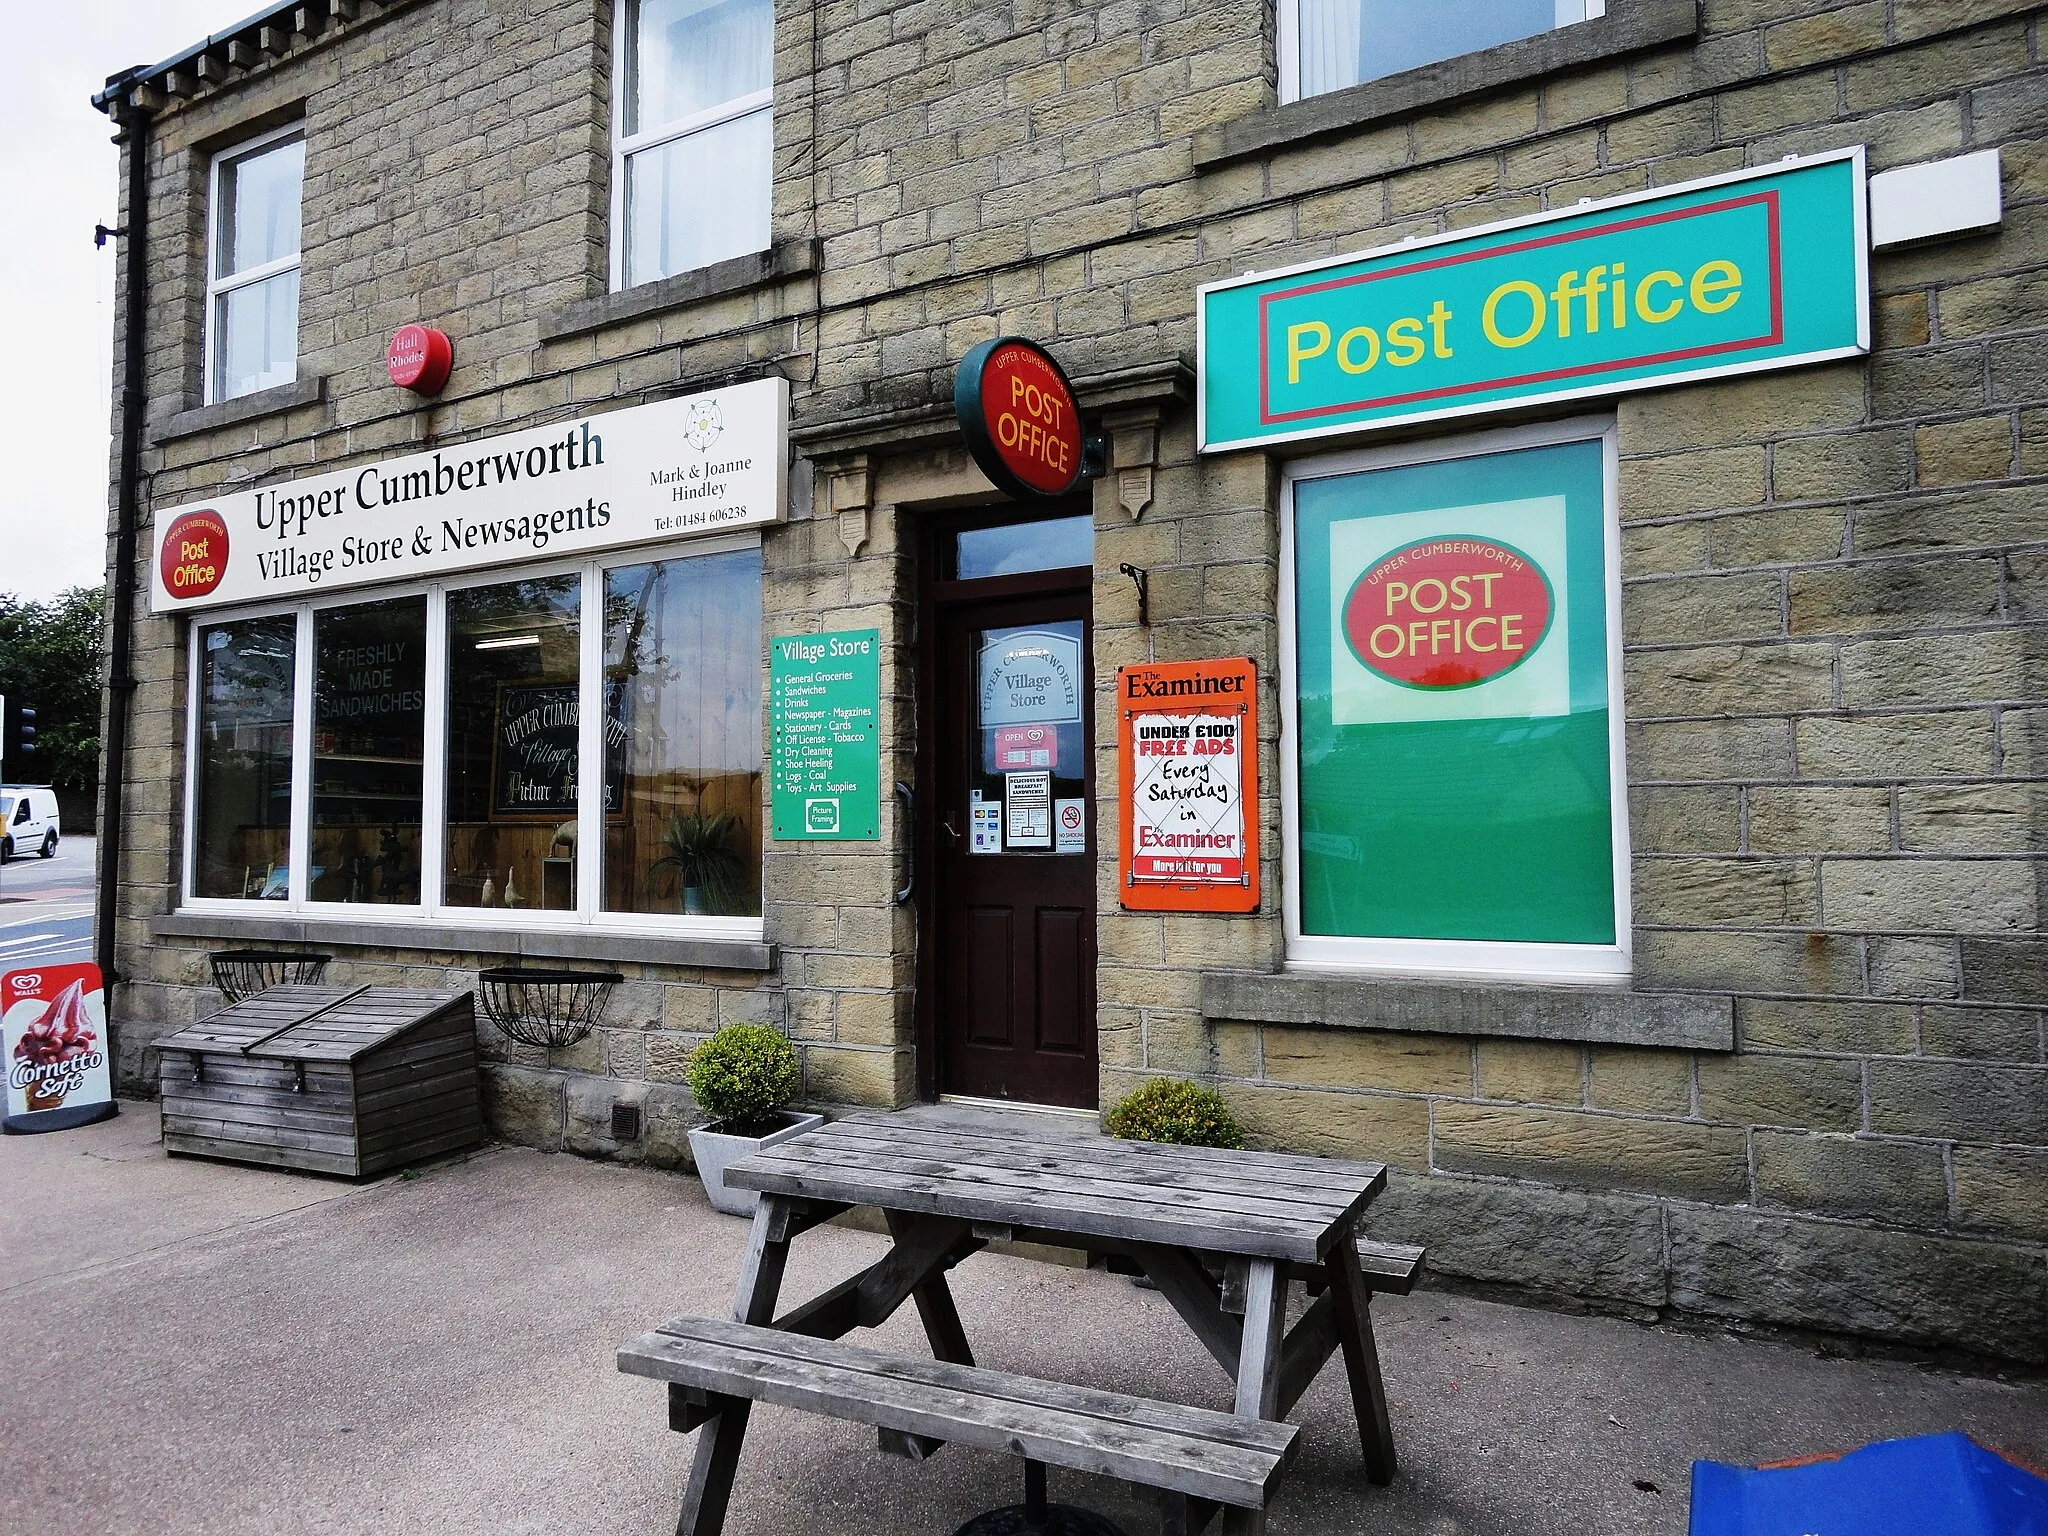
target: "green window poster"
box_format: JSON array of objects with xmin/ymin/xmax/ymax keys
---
[
  {"xmin": 1291, "ymin": 436, "xmax": 1618, "ymax": 948},
  {"xmin": 770, "ymin": 629, "xmax": 881, "ymax": 841}
]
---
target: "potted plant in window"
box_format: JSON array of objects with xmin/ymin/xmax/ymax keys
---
[
  {"xmin": 684, "ymin": 1023, "xmax": 821, "ymax": 1217},
  {"xmin": 649, "ymin": 809, "xmax": 747, "ymax": 916}
]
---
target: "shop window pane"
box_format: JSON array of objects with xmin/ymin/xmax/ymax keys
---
[
  {"xmin": 310, "ymin": 597, "xmax": 426, "ymax": 905},
  {"xmin": 444, "ymin": 576, "xmax": 583, "ymax": 912},
  {"xmin": 1292, "ymin": 438, "xmax": 1615, "ymax": 945},
  {"xmin": 214, "ymin": 268, "xmax": 300, "ymax": 402},
  {"xmin": 627, "ymin": 0, "xmax": 773, "ymax": 135},
  {"xmin": 603, "ymin": 549, "xmax": 763, "ymax": 916},
  {"xmin": 217, "ymin": 135, "xmax": 304, "ymax": 279},
  {"xmin": 1298, "ymin": 0, "xmax": 1599, "ymax": 97},
  {"xmin": 950, "ymin": 515, "xmax": 1094, "ymax": 580},
  {"xmin": 193, "ymin": 615, "xmax": 297, "ymax": 900},
  {"xmin": 624, "ymin": 108, "xmax": 773, "ymax": 286}
]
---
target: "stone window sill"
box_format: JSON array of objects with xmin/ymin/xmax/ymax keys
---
[
  {"xmin": 152, "ymin": 910, "xmax": 776, "ymax": 973},
  {"xmin": 539, "ymin": 240, "xmax": 820, "ymax": 347},
  {"xmin": 1202, "ymin": 970, "xmax": 1733, "ymax": 1051},
  {"xmin": 1193, "ymin": 0, "xmax": 1701, "ymax": 171},
  {"xmin": 151, "ymin": 375, "xmax": 326, "ymax": 446}
]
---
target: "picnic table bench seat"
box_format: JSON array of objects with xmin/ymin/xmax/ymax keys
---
[
  {"xmin": 622, "ymin": 1314, "xmax": 1300, "ymax": 1527},
  {"xmin": 1350, "ymin": 1238, "xmax": 1426, "ymax": 1295}
]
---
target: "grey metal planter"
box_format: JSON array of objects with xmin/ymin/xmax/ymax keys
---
[{"xmin": 687, "ymin": 1110, "xmax": 824, "ymax": 1217}]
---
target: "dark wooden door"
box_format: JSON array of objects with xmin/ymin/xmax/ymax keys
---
[{"xmin": 930, "ymin": 581, "xmax": 1097, "ymax": 1108}]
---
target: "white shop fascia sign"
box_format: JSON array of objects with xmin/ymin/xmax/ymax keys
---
[{"xmin": 149, "ymin": 378, "xmax": 788, "ymax": 612}]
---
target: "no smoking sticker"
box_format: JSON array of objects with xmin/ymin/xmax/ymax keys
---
[{"xmin": 1055, "ymin": 798, "xmax": 1086, "ymax": 854}]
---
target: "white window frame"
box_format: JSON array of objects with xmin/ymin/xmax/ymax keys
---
[
  {"xmin": 609, "ymin": 0, "xmax": 775, "ymax": 292},
  {"xmin": 202, "ymin": 121, "xmax": 305, "ymax": 406},
  {"xmin": 178, "ymin": 534, "xmax": 766, "ymax": 942},
  {"xmin": 1279, "ymin": 0, "xmax": 1607, "ymax": 105},
  {"xmin": 1278, "ymin": 414, "xmax": 1631, "ymax": 983}
]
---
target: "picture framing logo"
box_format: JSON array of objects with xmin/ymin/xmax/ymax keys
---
[{"xmin": 805, "ymin": 798, "xmax": 841, "ymax": 834}]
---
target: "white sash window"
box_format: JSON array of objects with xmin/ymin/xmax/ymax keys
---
[
  {"xmin": 613, "ymin": 0, "xmax": 775, "ymax": 289},
  {"xmin": 1283, "ymin": 0, "xmax": 1607, "ymax": 103}
]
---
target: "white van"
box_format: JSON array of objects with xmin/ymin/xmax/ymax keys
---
[{"xmin": 0, "ymin": 787, "xmax": 60, "ymax": 861}]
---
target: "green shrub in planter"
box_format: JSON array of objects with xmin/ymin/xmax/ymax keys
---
[
  {"xmin": 1104, "ymin": 1077, "xmax": 1245, "ymax": 1150},
  {"xmin": 687, "ymin": 1024, "xmax": 801, "ymax": 1136}
]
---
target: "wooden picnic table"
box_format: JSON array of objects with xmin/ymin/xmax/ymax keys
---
[{"xmin": 658, "ymin": 1110, "xmax": 1398, "ymax": 1536}]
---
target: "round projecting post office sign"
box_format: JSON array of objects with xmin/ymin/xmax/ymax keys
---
[{"xmin": 954, "ymin": 337, "xmax": 1086, "ymax": 501}]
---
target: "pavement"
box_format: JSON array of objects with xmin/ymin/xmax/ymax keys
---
[
  {"xmin": 4, "ymin": 1110, "xmax": 2043, "ymax": 1536},
  {"xmin": 0, "ymin": 830, "xmax": 95, "ymax": 967}
]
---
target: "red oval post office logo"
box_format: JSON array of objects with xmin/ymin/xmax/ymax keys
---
[
  {"xmin": 159, "ymin": 511, "xmax": 230, "ymax": 600},
  {"xmin": 1343, "ymin": 536, "xmax": 1554, "ymax": 689}
]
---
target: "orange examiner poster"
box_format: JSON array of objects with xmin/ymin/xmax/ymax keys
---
[{"xmin": 1117, "ymin": 657, "xmax": 1259, "ymax": 913}]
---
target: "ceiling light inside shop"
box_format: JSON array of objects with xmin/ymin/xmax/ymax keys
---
[{"xmin": 474, "ymin": 634, "xmax": 542, "ymax": 651}]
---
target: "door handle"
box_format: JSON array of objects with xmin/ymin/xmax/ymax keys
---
[{"xmin": 894, "ymin": 783, "xmax": 916, "ymax": 906}]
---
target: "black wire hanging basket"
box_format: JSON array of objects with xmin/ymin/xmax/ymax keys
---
[
  {"xmin": 476, "ymin": 966, "xmax": 624, "ymax": 1049},
  {"xmin": 209, "ymin": 950, "xmax": 333, "ymax": 1004}
]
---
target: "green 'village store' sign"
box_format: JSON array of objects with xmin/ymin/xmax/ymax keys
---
[{"xmin": 1198, "ymin": 148, "xmax": 1870, "ymax": 452}]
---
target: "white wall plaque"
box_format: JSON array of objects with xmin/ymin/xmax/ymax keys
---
[{"xmin": 149, "ymin": 378, "xmax": 788, "ymax": 612}]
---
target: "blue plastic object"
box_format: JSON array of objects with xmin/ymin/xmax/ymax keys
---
[{"xmin": 1691, "ymin": 1432, "xmax": 2048, "ymax": 1536}]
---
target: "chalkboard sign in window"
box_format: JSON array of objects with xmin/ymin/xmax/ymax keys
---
[{"xmin": 490, "ymin": 684, "xmax": 626, "ymax": 819}]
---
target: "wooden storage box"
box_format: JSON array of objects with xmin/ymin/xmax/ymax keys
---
[{"xmin": 155, "ymin": 985, "xmax": 484, "ymax": 1177}]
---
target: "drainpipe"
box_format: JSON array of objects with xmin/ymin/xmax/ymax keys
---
[{"xmin": 96, "ymin": 77, "xmax": 151, "ymax": 996}]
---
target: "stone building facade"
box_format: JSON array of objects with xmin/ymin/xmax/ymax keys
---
[{"xmin": 97, "ymin": 0, "xmax": 2046, "ymax": 1361}]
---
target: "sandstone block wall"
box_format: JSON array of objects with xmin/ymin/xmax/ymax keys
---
[{"xmin": 104, "ymin": 0, "xmax": 2047, "ymax": 1356}]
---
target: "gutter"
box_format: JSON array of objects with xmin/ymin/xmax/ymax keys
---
[
  {"xmin": 96, "ymin": 70, "xmax": 152, "ymax": 999},
  {"xmin": 90, "ymin": 0, "xmax": 396, "ymax": 112}
]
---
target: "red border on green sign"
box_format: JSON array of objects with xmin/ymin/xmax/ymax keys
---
[{"xmin": 1257, "ymin": 191, "xmax": 1785, "ymax": 427}]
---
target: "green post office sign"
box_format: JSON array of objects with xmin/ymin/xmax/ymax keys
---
[
  {"xmin": 770, "ymin": 629, "xmax": 881, "ymax": 841},
  {"xmin": 1199, "ymin": 149, "xmax": 1869, "ymax": 452}
]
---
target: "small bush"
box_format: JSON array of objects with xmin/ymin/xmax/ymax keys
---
[
  {"xmin": 1104, "ymin": 1078, "xmax": 1245, "ymax": 1150},
  {"xmin": 687, "ymin": 1024, "xmax": 800, "ymax": 1134}
]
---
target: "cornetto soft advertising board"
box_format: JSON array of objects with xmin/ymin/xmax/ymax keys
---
[
  {"xmin": 150, "ymin": 379, "xmax": 788, "ymax": 612},
  {"xmin": 1199, "ymin": 149, "xmax": 1868, "ymax": 451}
]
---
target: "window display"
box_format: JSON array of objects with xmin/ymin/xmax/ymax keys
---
[
  {"xmin": 603, "ymin": 549, "xmax": 763, "ymax": 915},
  {"xmin": 1286, "ymin": 429, "xmax": 1625, "ymax": 971},
  {"xmin": 310, "ymin": 596, "xmax": 426, "ymax": 904},
  {"xmin": 445, "ymin": 575, "xmax": 583, "ymax": 911},
  {"xmin": 192, "ymin": 614, "xmax": 297, "ymax": 899},
  {"xmin": 183, "ymin": 541, "xmax": 764, "ymax": 929}
]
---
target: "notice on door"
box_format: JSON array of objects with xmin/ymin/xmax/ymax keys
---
[
  {"xmin": 770, "ymin": 629, "xmax": 881, "ymax": 841},
  {"xmin": 1117, "ymin": 658, "xmax": 1259, "ymax": 913},
  {"xmin": 1005, "ymin": 771, "xmax": 1052, "ymax": 849}
]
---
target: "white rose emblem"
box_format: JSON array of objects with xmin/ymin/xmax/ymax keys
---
[{"xmin": 683, "ymin": 398, "xmax": 724, "ymax": 452}]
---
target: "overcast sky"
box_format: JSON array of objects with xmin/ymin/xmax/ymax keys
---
[{"xmin": 2, "ymin": 3, "xmax": 235, "ymax": 602}]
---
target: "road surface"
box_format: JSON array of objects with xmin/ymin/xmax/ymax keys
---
[{"xmin": 0, "ymin": 831, "xmax": 94, "ymax": 968}]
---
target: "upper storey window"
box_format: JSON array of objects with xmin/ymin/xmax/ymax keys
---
[
  {"xmin": 615, "ymin": 0, "xmax": 774, "ymax": 288},
  {"xmin": 1287, "ymin": 0, "xmax": 1606, "ymax": 101},
  {"xmin": 206, "ymin": 126, "xmax": 304, "ymax": 403}
]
